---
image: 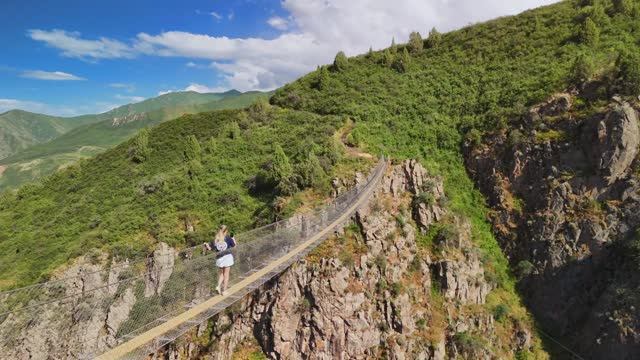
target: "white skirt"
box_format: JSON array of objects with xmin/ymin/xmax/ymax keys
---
[{"xmin": 216, "ymin": 254, "xmax": 234, "ymax": 268}]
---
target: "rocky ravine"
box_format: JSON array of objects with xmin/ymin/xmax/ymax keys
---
[
  {"xmin": 0, "ymin": 160, "xmax": 542, "ymax": 359},
  {"xmin": 156, "ymin": 160, "xmax": 542, "ymax": 360},
  {"xmin": 465, "ymin": 92, "xmax": 640, "ymax": 359}
]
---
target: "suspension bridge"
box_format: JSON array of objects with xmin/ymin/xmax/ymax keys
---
[{"xmin": 0, "ymin": 158, "xmax": 387, "ymax": 359}]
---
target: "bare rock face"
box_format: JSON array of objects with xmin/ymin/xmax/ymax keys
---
[
  {"xmin": 145, "ymin": 242, "xmax": 176, "ymax": 297},
  {"xmin": 583, "ymin": 101, "xmax": 639, "ymax": 184},
  {"xmin": 464, "ymin": 93, "xmax": 640, "ymax": 359},
  {"xmin": 159, "ymin": 160, "xmax": 537, "ymax": 360}
]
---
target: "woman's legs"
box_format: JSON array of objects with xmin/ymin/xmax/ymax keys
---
[
  {"xmin": 222, "ymin": 267, "xmax": 231, "ymax": 293},
  {"xmin": 216, "ymin": 268, "xmax": 224, "ymax": 294}
]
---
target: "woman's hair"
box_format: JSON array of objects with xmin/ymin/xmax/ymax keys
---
[{"xmin": 214, "ymin": 225, "xmax": 228, "ymax": 243}]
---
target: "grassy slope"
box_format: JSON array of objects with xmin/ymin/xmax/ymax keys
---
[
  {"xmin": 269, "ymin": 0, "xmax": 640, "ymax": 355},
  {"xmin": 0, "ymin": 92, "xmax": 270, "ymax": 190},
  {"xmin": 0, "ymin": 110, "xmax": 97, "ymax": 160},
  {"xmin": 0, "ymin": 106, "xmax": 343, "ymax": 289}
]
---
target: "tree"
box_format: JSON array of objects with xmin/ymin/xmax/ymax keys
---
[
  {"xmin": 314, "ymin": 66, "xmax": 330, "ymax": 90},
  {"xmin": 613, "ymin": 0, "xmax": 633, "ymax": 15},
  {"xmin": 183, "ymin": 135, "xmax": 202, "ymax": 162},
  {"xmin": 392, "ymin": 48, "xmax": 411, "ymax": 73},
  {"xmin": 367, "ymin": 47, "xmax": 374, "ymax": 58},
  {"xmin": 570, "ymin": 53, "xmax": 596, "ymax": 85},
  {"xmin": 333, "ymin": 51, "xmax": 348, "ymax": 71},
  {"xmin": 408, "ymin": 31, "xmax": 423, "ymax": 53},
  {"xmin": 296, "ymin": 151, "xmax": 327, "ymax": 189},
  {"xmin": 580, "ymin": 17, "xmax": 600, "ymax": 46},
  {"xmin": 381, "ymin": 49, "xmax": 395, "ymax": 67},
  {"xmin": 426, "ymin": 27, "xmax": 443, "ymax": 48},
  {"xmin": 617, "ymin": 50, "xmax": 640, "ymax": 95},
  {"xmin": 390, "ymin": 37, "xmax": 398, "ymax": 54},
  {"xmin": 270, "ymin": 144, "xmax": 298, "ymax": 195},
  {"xmin": 129, "ymin": 128, "xmax": 150, "ymax": 163}
]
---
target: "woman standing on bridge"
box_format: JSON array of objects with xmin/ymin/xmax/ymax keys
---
[{"xmin": 204, "ymin": 225, "xmax": 236, "ymax": 296}]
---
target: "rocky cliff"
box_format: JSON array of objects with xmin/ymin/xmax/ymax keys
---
[
  {"xmin": 156, "ymin": 160, "xmax": 544, "ymax": 360},
  {"xmin": 0, "ymin": 160, "xmax": 545, "ymax": 359},
  {"xmin": 465, "ymin": 90, "xmax": 640, "ymax": 359}
]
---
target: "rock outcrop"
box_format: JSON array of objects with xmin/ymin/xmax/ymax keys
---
[
  {"xmin": 157, "ymin": 160, "xmax": 542, "ymax": 360},
  {"xmin": 465, "ymin": 92, "xmax": 640, "ymax": 359}
]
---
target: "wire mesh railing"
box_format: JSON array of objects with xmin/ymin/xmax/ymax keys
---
[{"xmin": 0, "ymin": 157, "xmax": 387, "ymax": 359}]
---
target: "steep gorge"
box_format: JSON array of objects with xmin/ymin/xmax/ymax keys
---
[{"xmin": 465, "ymin": 90, "xmax": 640, "ymax": 359}]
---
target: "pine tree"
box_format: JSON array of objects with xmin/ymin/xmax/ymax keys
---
[
  {"xmin": 426, "ymin": 27, "xmax": 442, "ymax": 48},
  {"xmin": 184, "ymin": 135, "xmax": 201, "ymax": 162},
  {"xmin": 381, "ymin": 49, "xmax": 395, "ymax": 67},
  {"xmin": 390, "ymin": 38, "xmax": 398, "ymax": 54},
  {"xmin": 367, "ymin": 47, "xmax": 374, "ymax": 58},
  {"xmin": 617, "ymin": 50, "xmax": 640, "ymax": 95},
  {"xmin": 333, "ymin": 51, "xmax": 348, "ymax": 71},
  {"xmin": 270, "ymin": 144, "xmax": 297, "ymax": 195},
  {"xmin": 408, "ymin": 31, "xmax": 423, "ymax": 53},
  {"xmin": 393, "ymin": 48, "xmax": 411, "ymax": 73},
  {"xmin": 296, "ymin": 151, "xmax": 327, "ymax": 189},
  {"xmin": 129, "ymin": 128, "xmax": 150, "ymax": 163},
  {"xmin": 580, "ymin": 17, "xmax": 600, "ymax": 46},
  {"xmin": 315, "ymin": 66, "xmax": 330, "ymax": 90}
]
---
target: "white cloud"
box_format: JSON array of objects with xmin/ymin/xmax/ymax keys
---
[
  {"xmin": 109, "ymin": 82, "xmax": 136, "ymax": 92},
  {"xmin": 21, "ymin": 70, "xmax": 85, "ymax": 81},
  {"xmin": 210, "ymin": 12, "xmax": 222, "ymax": 20},
  {"xmin": 115, "ymin": 94, "xmax": 145, "ymax": 103},
  {"xmin": 28, "ymin": 1, "xmax": 559, "ymax": 91},
  {"xmin": 228, "ymin": 11, "xmax": 235, "ymax": 20},
  {"xmin": 184, "ymin": 83, "xmax": 227, "ymax": 93},
  {"xmin": 28, "ymin": 29, "xmax": 136, "ymax": 60},
  {"xmin": 267, "ymin": 16, "xmax": 289, "ymax": 30},
  {"xmin": 157, "ymin": 89, "xmax": 175, "ymax": 96}
]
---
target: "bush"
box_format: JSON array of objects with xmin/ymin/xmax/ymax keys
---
[
  {"xmin": 183, "ymin": 135, "xmax": 202, "ymax": 162},
  {"xmin": 392, "ymin": 48, "xmax": 411, "ymax": 73},
  {"xmin": 408, "ymin": 31, "xmax": 424, "ymax": 53},
  {"xmin": 516, "ymin": 260, "xmax": 535, "ymax": 278},
  {"xmin": 493, "ymin": 303, "xmax": 510, "ymax": 321},
  {"xmin": 295, "ymin": 151, "xmax": 327, "ymax": 189}
]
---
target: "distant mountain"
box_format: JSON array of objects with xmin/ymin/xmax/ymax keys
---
[
  {"xmin": 0, "ymin": 110, "xmax": 98, "ymax": 160},
  {"xmin": 0, "ymin": 91, "xmax": 269, "ymax": 190}
]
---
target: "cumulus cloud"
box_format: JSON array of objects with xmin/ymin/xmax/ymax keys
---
[
  {"xmin": 28, "ymin": 29, "xmax": 136, "ymax": 60},
  {"xmin": 21, "ymin": 70, "xmax": 85, "ymax": 81},
  {"xmin": 184, "ymin": 83, "xmax": 227, "ymax": 93},
  {"xmin": 267, "ymin": 16, "xmax": 289, "ymax": 30},
  {"xmin": 29, "ymin": 0, "xmax": 558, "ymax": 91}
]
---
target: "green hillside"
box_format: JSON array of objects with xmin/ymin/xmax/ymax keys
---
[
  {"xmin": 0, "ymin": 91, "xmax": 269, "ymax": 190},
  {"xmin": 0, "ymin": 110, "xmax": 98, "ymax": 160},
  {"xmin": 2, "ymin": 0, "xmax": 640, "ymax": 357}
]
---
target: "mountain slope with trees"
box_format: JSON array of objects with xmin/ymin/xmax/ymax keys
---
[{"xmin": 0, "ymin": 91, "xmax": 269, "ymax": 190}]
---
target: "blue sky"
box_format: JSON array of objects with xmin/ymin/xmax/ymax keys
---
[{"xmin": 0, "ymin": 0, "xmax": 558, "ymax": 116}]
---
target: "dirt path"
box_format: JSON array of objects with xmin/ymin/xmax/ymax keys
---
[{"xmin": 0, "ymin": 166, "xmax": 6, "ymax": 177}]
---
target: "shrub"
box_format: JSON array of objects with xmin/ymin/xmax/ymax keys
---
[
  {"xmin": 295, "ymin": 151, "xmax": 327, "ymax": 189},
  {"xmin": 493, "ymin": 303, "xmax": 510, "ymax": 321},
  {"xmin": 392, "ymin": 48, "xmax": 411, "ymax": 73},
  {"xmin": 408, "ymin": 31, "xmax": 424, "ymax": 53},
  {"xmin": 333, "ymin": 51, "xmax": 349, "ymax": 71},
  {"xmin": 516, "ymin": 260, "xmax": 535, "ymax": 278}
]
